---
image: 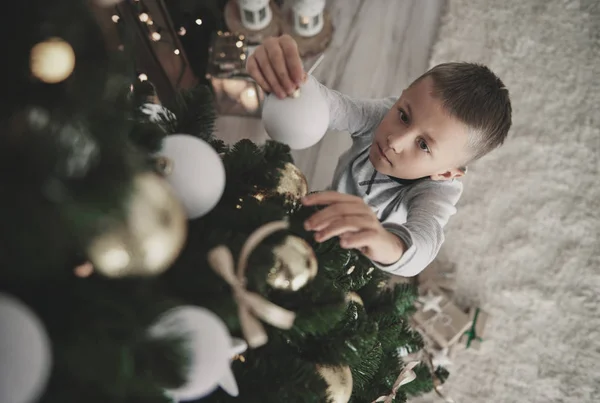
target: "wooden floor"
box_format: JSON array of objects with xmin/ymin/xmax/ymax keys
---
[{"xmin": 214, "ymin": 0, "xmax": 444, "ymax": 191}]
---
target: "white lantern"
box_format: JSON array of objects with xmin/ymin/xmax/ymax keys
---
[
  {"xmin": 237, "ymin": 0, "xmax": 272, "ymax": 31},
  {"xmin": 292, "ymin": 0, "xmax": 326, "ymax": 37}
]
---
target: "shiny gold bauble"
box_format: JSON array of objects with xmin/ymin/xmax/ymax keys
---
[
  {"xmin": 275, "ymin": 162, "xmax": 308, "ymax": 200},
  {"xmin": 345, "ymin": 292, "xmax": 364, "ymax": 306},
  {"xmin": 266, "ymin": 235, "xmax": 318, "ymax": 291},
  {"xmin": 30, "ymin": 37, "xmax": 76, "ymax": 84},
  {"xmin": 316, "ymin": 365, "xmax": 353, "ymax": 403},
  {"xmin": 87, "ymin": 172, "xmax": 187, "ymax": 277}
]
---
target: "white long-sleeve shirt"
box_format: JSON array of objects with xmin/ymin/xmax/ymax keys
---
[{"xmin": 313, "ymin": 76, "xmax": 463, "ymax": 277}]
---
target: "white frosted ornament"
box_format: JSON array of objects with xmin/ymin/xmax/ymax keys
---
[
  {"xmin": 149, "ymin": 306, "xmax": 246, "ymax": 401},
  {"xmin": 262, "ymin": 77, "xmax": 329, "ymax": 150},
  {"xmin": 158, "ymin": 134, "xmax": 225, "ymax": 219},
  {"xmin": 0, "ymin": 293, "xmax": 52, "ymax": 403}
]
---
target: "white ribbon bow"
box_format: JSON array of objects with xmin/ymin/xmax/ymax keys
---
[
  {"xmin": 372, "ymin": 361, "xmax": 420, "ymax": 403},
  {"xmin": 207, "ymin": 220, "xmax": 296, "ymax": 348}
]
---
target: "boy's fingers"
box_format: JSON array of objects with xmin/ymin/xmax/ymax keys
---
[
  {"xmin": 314, "ymin": 216, "xmax": 377, "ymax": 243},
  {"xmin": 246, "ymin": 55, "xmax": 272, "ymax": 93},
  {"xmin": 265, "ymin": 41, "xmax": 296, "ymax": 96},
  {"xmin": 304, "ymin": 203, "xmax": 370, "ymax": 231},
  {"xmin": 253, "ymin": 47, "xmax": 287, "ymax": 99},
  {"xmin": 279, "ymin": 35, "xmax": 304, "ymax": 85},
  {"xmin": 302, "ymin": 191, "xmax": 363, "ymax": 206},
  {"xmin": 339, "ymin": 230, "xmax": 377, "ymax": 250}
]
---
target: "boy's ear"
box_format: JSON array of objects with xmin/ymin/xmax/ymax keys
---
[{"xmin": 430, "ymin": 167, "xmax": 466, "ymax": 181}]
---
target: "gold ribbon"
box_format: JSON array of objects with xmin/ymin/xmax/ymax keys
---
[
  {"xmin": 207, "ymin": 220, "xmax": 297, "ymax": 348},
  {"xmin": 372, "ymin": 361, "xmax": 419, "ymax": 403}
]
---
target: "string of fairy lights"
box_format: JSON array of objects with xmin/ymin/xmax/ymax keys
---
[{"xmin": 109, "ymin": 0, "xmax": 207, "ymax": 83}]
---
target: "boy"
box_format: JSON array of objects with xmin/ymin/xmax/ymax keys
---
[{"xmin": 247, "ymin": 35, "xmax": 512, "ymax": 277}]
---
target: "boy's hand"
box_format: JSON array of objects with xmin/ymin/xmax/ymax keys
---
[
  {"xmin": 302, "ymin": 191, "xmax": 406, "ymax": 265},
  {"xmin": 246, "ymin": 34, "xmax": 306, "ymax": 99}
]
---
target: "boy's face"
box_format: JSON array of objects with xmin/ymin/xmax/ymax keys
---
[{"xmin": 369, "ymin": 76, "xmax": 470, "ymax": 180}]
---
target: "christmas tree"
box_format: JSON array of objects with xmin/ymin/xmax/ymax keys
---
[{"xmin": 0, "ymin": 1, "xmax": 446, "ymax": 402}]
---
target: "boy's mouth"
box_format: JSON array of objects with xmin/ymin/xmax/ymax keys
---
[{"xmin": 377, "ymin": 143, "xmax": 392, "ymax": 165}]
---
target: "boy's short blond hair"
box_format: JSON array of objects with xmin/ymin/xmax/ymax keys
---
[{"xmin": 413, "ymin": 62, "xmax": 512, "ymax": 163}]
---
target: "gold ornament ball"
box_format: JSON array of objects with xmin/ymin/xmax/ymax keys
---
[
  {"xmin": 345, "ymin": 292, "xmax": 364, "ymax": 306},
  {"xmin": 87, "ymin": 172, "xmax": 187, "ymax": 277},
  {"xmin": 275, "ymin": 162, "xmax": 308, "ymax": 200},
  {"xmin": 267, "ymin": 235, "xmax": 318, "ymax": 291},
  {"xmin": 30, "ymin": 37, "xmax": 76, "ymax": 84},
  {"xmin": 316, "ymin": 365, "xmax": 353, "ymax": 403}
]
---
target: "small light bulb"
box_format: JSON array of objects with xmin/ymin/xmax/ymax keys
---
[
  {"xmin": 112, "ymin": 15, "xmax": 120, "ymax": 23},
  {"xmin": 195, "ymin": 18, "xmax": 203, "ymax": 25},
  {"xmin": 240, "ymin": 54, "xmax": 246, "ymax": 60},
  {"xmin": 239, "ymin": 35, "xmax": 245, "ymax": 40},
  {"xmin": 147, "ymin": 19, "xmax": 154, "ymax": 25},
  {"xmin": 236, "ymin": 41, "xmax": 243, "ymax": 48},
  {"xmin": 174, "ymin": 49, "xmax": 180, "ymax": 55},
  {"xmin": 118, "ymin": 44, "xmax": 125, "ymax": 51},
  {"xmin": 139, "ymin": 13, "xmax": 149, "ymax": 22},
  {"xmin": 138, "ymin": 73, "xmax": 148, "ymax": 81},
  {"xmin": 151, "ymin": 32, "xmax": 161, "ymax": 41},
  {"xmin": 178, "ymin": 27, "xmax": 186, "ymax": 36}
]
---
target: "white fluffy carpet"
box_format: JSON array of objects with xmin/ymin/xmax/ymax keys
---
[{"xmin": 411, "ymin": 1, "xmax": 600, "ymax": 402}]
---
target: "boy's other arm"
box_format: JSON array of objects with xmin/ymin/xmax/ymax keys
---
[
  {"xmin": 377, "ymin": 182, "xmax": 463, "ymax": 277},
  {"xmin": 307, "ymin": 75, "xmax": 396, "ymax": 137}
]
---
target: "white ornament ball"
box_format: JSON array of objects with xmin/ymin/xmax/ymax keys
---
[
  {"xmin": 149, "ymin": 306, "xmax": 245, "ymax": 401},
  {"xmin": 262, "ymin": 77, "xmax": 329, "ymax": 150},
  {"xmin": 0, "ymin": 294, "xmax": 52, "ymax": 403},
  {"xmin": 30, "ymin": 37, "xmax": 76, "ymax": 84},
  {"xmin": 158, "ymin": 134, "xmax": 226, "ymax": 219}
]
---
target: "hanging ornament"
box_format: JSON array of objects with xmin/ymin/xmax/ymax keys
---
[
  {"xmin": 149, "ymin": 306, "xmax": 246, "ymax": 400},
  {"xmin": 0, "ymin": 294, "xmax": 52, "ymax": 403},
  {"xmin": 267, "ymin": 235, "xmax": 318, "ymax": 291},
  {"xmin": 316, "ymin": 364, "xmax": 353, "ymax": 403},
  {"xmin": 262, "ymin": 76, "xmax": 329, "ymax": 150},
  {"xmin": 208, "ymin": 221, "xmax": 297, "ymax": 348},
  {"xmin": 345, "ymin": 292, "xmax": 364, "ymax": 306},
  {"xmin": 30, "ymin": 37, "xmax": 76, "ymax": 84},
  {"xmin": 274, "ymin": 162, "xmax": 309, "ymax": 200},
  {"xmin": 87, "ymin": 172, "xmax": 187, "ymax": 277},
  {"xmin": 158, "ymin": 134, "xmax": 226, "ymax": 219}
]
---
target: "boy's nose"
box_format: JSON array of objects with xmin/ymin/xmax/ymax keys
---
[{"xmin": 387, "ymin": 132, "xmax": 409, "ymax": 153}]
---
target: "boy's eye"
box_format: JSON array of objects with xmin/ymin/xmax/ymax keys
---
[
  {"xmin": 418, "ymin": 138, "xmax": 430, "ymax": 153},
  {"xmin": 398, "ymin": 108, "xmax": 409, "ymax": 124}
]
